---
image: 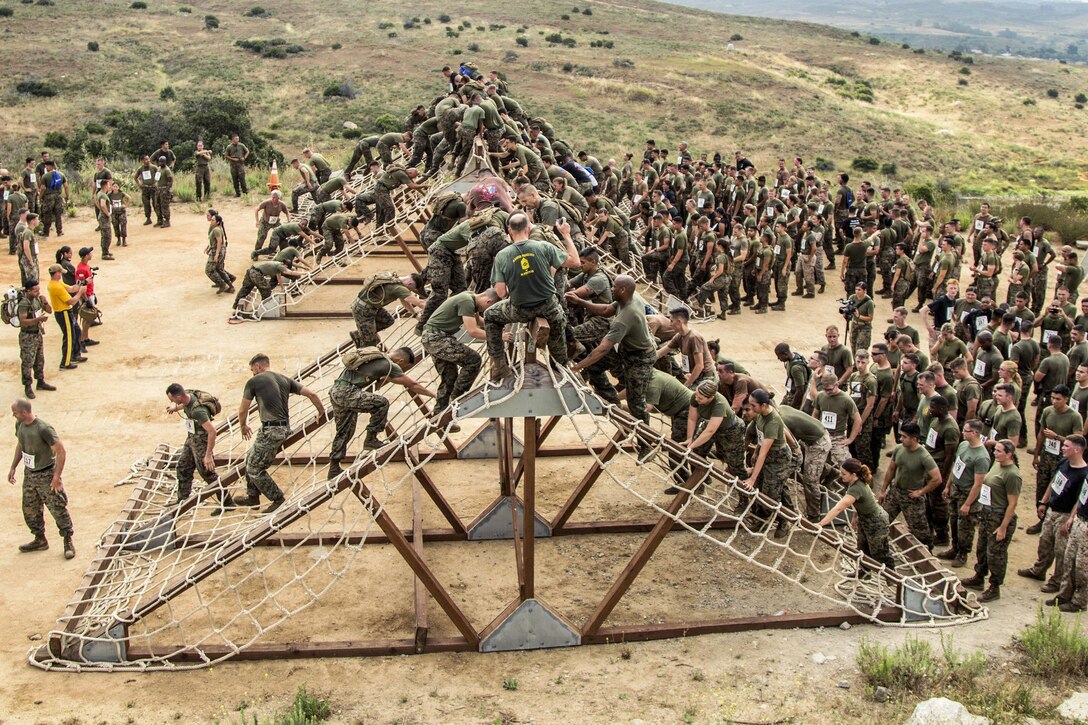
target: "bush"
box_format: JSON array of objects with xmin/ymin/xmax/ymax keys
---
[
  {"xmin": 159, "ymin": 86, "xmax": 176, "ymax": 100},
  {"xmin": 959, "ymin": 66, "xmax": 971, "ymax": 75},
  {"xmin": 84, "ymin": 122, "xmax": 107, "ymax": 135},
  {"xmin": 342, "ymin": 127, "xmax": 362, "ymax": 139},
  {"xmin": 0, "ymin": 6, "xmax": 14, "ymax": 15},
  {"xmin": 503, "ymin": 50, "xmax": 518, "ymax": 62},
  {"xmin": 247, "ymin": 687, "xmax": 332, "ymax": 724},
  {"xmin": 901, "ymin": 43, "xmax": 910, "ymax": 49},
  {"xmin": 545, "ymin": 32, "xmax": 563, "ymax": 44},
  {"xmin": 1078, "ymin": 103, "xmax": 1086, "ymax": 110},
  {"xmin": 387, "ymin": 32, "xmax": 397, "ymax": 38},
  {"xmin": 451, "ymin": 48, "xmax": 462, "ymax": 55},
  {"xmin": 814, "ymin": 157, "xmax": 835, "ymax": 171},
  {"xmin": 1047, "ymin": 88, "xmax": 1060, "ymax": 98},
  {"xmin": 914, "ymin": 48, "xmax": 925, "ymax": 54},
  {"xmin": 373, "ymin": 113, "xmax": 401, "ymax": 133},
  {"xmin": 1024, "ymin": 98, "xmax": 1037, "ymax": 105},
  {"xmin": 560, "ymin": 14, "xmax": 570, "ymax": 20},
  {"xmin": 377, "ymin": 21, "xmax": 393, "ymax": 29},
  {"xmin": 1075, "ymin": 93, "xmax": 1087, "ymax": 104},
  {"xmin": 582, "ymin": 7, "xmax": 591, "ymax": 14},
  {"xmin": 16, "ymin": 79, "xmax": 57, "ymax": 97},
  {"xmin": 130, "ymin": 1, "xmax": 146, "ymax": 8},
  {"xmin": 178, "ymin": 6, "xmax": 191, "ymax": 12},
  {"xmin": 958, "ymin": 79, "xmax": 968, "ymax": 86},
  {"xmin": 563, "ymin": 37, "xmax": 576, "ymax": 47},
  {"xmin": 204, "ymin": 14, "xmax": 218, "ymax": 29},
  {"xmin": 730, "ymin": 33, "xmax": 743, "ymax": 41},
  {"xmin": 880, "ymin": 162, "xmax": 897, "ymax": 176},
  {"xmin": 868, "ymin": 36, "xmax": 880, "ymax": 45},
  {"xmin": 850, "ymin": 30, "xmax": 860, "ymax": 37},
  {"xmin": 402, "ymin": 20, "xmax": 416, "ymax": 30},
  {"xmin": 603, "ymin": 40, "xmax": 613, "ymax": 49},
  {"xmin": 515, "ymin": 36, "xmax": 528, "ymax": 47},
  {"xmin": 331, "ymin": 43, "xmax": 341, "ymax": 50},
  {"xmin": 851, "ymin": 157, "xmax": 880, "ymax": 172},
  {"xmin": 437, "ymin": 13, "xmax": 450, "ymax": 22},
  {"xmin": 467, "ymin": 42, "xmax": 480, "ymax": 52},
  {"xmin": 561, "ymin": 62, "xmax": 574, "ymax": 73},
  {"xmin": 993, "ymin": 201, "xmax": 1088, "ymax": 246},
  {"xmin": 1017, "ymin": 607, "xmax": 1088, "ymax": 678},
  {"xmin": 323, "ymin": 79, "xmax": 356, "ymax": 99},
  {"xmin": 86, "ymin": 41, "xmax": 99, "ymax": 52},
  {"xmin": 244, "ymin": 6, "xmax": 266, "ymax": 16},
  {"xmin": 858, "ymin": 635, "xmax": 986, "ymax": 694},
  {"xmin": 612, "ymin": 58, "xmax": 634, "ymax": 69},
  {"xmin": 43, "ymin": 131, "xmax": 69, "ymax": 149}
]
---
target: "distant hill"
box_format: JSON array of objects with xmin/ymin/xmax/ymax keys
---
[
  {"xmin": 663, "ymin": 0, "xmax": 1088, "ymax": 62},
  {"xmin": 1, "ymin": 0, "xmax": 1087, "ymax": 196}
]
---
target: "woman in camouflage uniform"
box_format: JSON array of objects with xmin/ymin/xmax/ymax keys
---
[{"xmin": 818, "ymin": 458, "xmax": 895, "ymax": 569}]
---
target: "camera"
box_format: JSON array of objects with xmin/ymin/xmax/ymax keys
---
[{"xmin": 838, "ymin": 298, "xmax": 857, "ymax": 320}]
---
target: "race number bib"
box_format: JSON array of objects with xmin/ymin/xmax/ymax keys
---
[
  {"xmin": 933, "ymin": 260, "xmax": 941, "ymax": 274},
  {"xmin": 21, "ymin": 452, "xmax": 35, "ymax": 469},
  {"xmin": 960, "ymin": 310, "xmax": 971, "ymax": 323},
  {"xmin": 952, "ymin": 458, "xmax": 967, "ymax": 479},
  {"xmin": 785, "ymin": 378, "xmax": 793, "ymax": 392},
  {"xmin": 680, "ymin": 356, "xmax": 690, "ymax": 374},
  {"xmin": 817, "ymin": 204, "xmax": 825, "ymax": 216},
  {"xmin": 111, "ymin": 200, "xmax": 122, "ymax": 208},
  {"xmin": 1053, "ymin": 471, "xmax": 1070, "ymax": 496},
  {"xmin": 989, "ymin": 429, "xmax": 997, "ymax": 442},
  {"xmin": 978, "ymin": 484, "xmax": 992, "ymax": 507},
  {"xmin": 632, "ymin": 194, "xmax": 642, "ymax": 204},
  {"xmin": 696, "ymin": 198, "xmax": 705, "ymax": 208},
  {"xmin": 28, "ymin": 173, "xmax": 36, "ymax": 183},
  {"xmin": 1042, "ymin": 330, "xmax": 1056, "ymax": 344},
  {"xmin": 1080, "ymin": 482, "xmax": 1088, "ymax": 505},
  {"xmin": 756, "ymin": 428, "xmax": 765, "ymax": 444},
  {"xmin": 142, "ymin": 170, "xmax": 152, "ymax": 181},
  {"xmin": 824, "ymin": 365, "xmax": 835, "ymax": 376},
  {"xmin": 267, "ymin": 216, "xmax": 280, "ymax": 225},
  {"xmin": 926, "ymin": 428, "xmax": 939, "ymax": 449},
  {"xmin": 1046, "ymin": 437, "xmax": 1062, "ymax": 456},
  {"xmin": 975, "ymin": 219, "xmax": 985, "ymax": 231},
  {"xmin": 773, "ymin": 245, "xmax": 781, "ymax": 255},
  {"xmin": 34, "ymin": 242, "xmax": 39, "ymax": 255},
  {"xmin": 973, "ymin": 359, "xmax": 987, "ymax": 377},
  {"xmin": 974, "ymin": 316, "xmax": 987, "ymax": 331},
  {"xmin": 766, "ymin": 207, "xmax": 775, "ymax": 218},
  {"xmin": 182, "ymin": 417, "xmax": 195, "ymax": 435},
  {"xmin": 850, "ymin": 382, "xmax": 862, "ymax": 399},
  {"xmin": 154, "ymin": 172, "xmax": 161, "ymax": 182},
  {"xmin": 1072, "ymin": 399, "xmax": 1081, "ymax": 414},
  {"xmin": 820, "ymin": 411, "xmax": 838, "ymax": 430}
]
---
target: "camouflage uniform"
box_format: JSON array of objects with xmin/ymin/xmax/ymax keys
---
[
  {"xmin": 232, "ymin": 266, "xmax": 274, "ymax": 308},
  {"xmin": 205, "ymin": 247, "xmax": 231, "ymax": 290},
  {"xmin": 1058, "ymin": 517, "xmax": 1088, "ymax": 609},
  {"xmin": 466, "ymin": 226, "xmax": 508, "ymax": 293},
  {"xmin": 96, "ymin": 206, "xmax": 112, "ymax": 257},
  {"xmin": 373, "ymin": 184, "xmax": 397, "ymax": 227},
  {"xmin": 18, "ymin": 324, "xmax": 45, "ymax": 388},
  {"xmin": 800, "ymin": 435, "xmax": 832, "ymax": 518},
  {"xmin": 110, "ymin": 202, "xmax": 128, "ymax": 242},
  {"xmin": 138, "ymin": 173, "xmax": 156, "ymax": 222},
  {"xmin": 619, "ymin": 348, "xmax": 658, "ymax": 424},
  {"xmin": 843, "ymin": 267, "xmax": 866, "ymax": 298},
  {"xmin": 419, "ymin": 243, "xmax": 467, "ymax": 328},
  {"xmin": 17, "ymin": 230, "xmax": 38, "ymax": 287},
  {"xmin": 256, "ymin": 217, "xmax": 282, "ymax": 250},
  {"xmin": 244, "ymin": 425, "xmax": 288, "ymax": 502},
  {"xmin": 948, "ymin": 487, "xmax": 980, "ymax": 560},
  {"xmin": 484, "ymin": 298, "xmax": 569, "ymax": 365},
  {"xmin": 853, "ymin": 416, "xmax": 874, "ymax": 470},
  {"xmin": 758, "ymin": 446, "xmax": 792, "ymax": 504},
  {"xmin": 974, "ymin": 508, "xmax": 1016, "ymax": 585},
  {"xmin": 881, "ymin": 485, "xmax": 932, "ymax": 547},
  {"xmin": 422, "ymin": 328, "xmax": 481, "ymax": 413},
  {"xmin": 23, "ymin": 467, "xmax": 73, "ymax": 539},
  {"xmin": 694, "ymin": 418, "xmax": 747, "ymax": 476},
  {"xmin": 857, "ymin": 505, "xmax": 896, "ymax": 568},
  {"xmin": 1037, "ymin": 451, "xmax": 1061, "ymax": 510},
  {"xmin": 695, "ymin": 274, "xmax": 729, "ymax": 311},
  {"xmin": 176, "ymin": 425, "xmax": 218, "ymax": 503},
  {"xmin": 154, "ymin": 173, "xmax": 172, "ymax": 226},
  {"xmin": 1024, "ymin": 507, "xmax": 1071, "ymax": 588},
  {"xmin": 329, "ymin": 379, "xmax": 389, "ymax": 461},
  {"xmin": 848, "ymin": 322, "xmax": 872, "ymax": 357},
  {"xmin": 39, "ymin": 188, "xmax": 63, "ymax": 236},
  {"xmin": 350, "ymin": 297, "xmax": 395, "ymax": 348}
]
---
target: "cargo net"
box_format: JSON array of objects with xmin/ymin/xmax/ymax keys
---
[
  {"xmin": 233, "ymin": 152, "xmax": 449, "ymax": 320},
  {"xmin": 32, "ymin": 331, "xmax": 983, "ymax": 673}
]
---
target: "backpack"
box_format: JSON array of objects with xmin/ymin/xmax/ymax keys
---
[
  {"xmin": 843, "ymin": 187, "xmax": 855, "ymax": 209},
  {"xmin": 788, "ymin": 353, "xmax": 810, "ymax": 393},
  {"xmin": 467, "ymin": 205, "xmax": 502, "ymax": 231},
  {"xmin": 431, "ymin": 191, "xmax": 463, "ymax": 219},
  {"xmin": 2, "ymin": 287, "xmax": 24, "ymax": 328},
  {"xmin": 341, "ymin": 346, "xmax": 389, "ymax": 371},
  {"xmin": 187, "ymin": 389, "xmax": 222, "ymax": 418},
  {"xmin": 385, "ymin": 163, "xmax": 408, "ymax": 177},
  {"xmin": 360, "ymin": 271, "xmax": 403, "ymax": 305},
  {"xmin": 553, "ymin": 197, "xmax": 584, "ymax": 226}
]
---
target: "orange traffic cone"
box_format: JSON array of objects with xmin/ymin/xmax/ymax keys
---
[{"xmin": 269, "ymin": 160, "xmax": 280, "ymax": 191}]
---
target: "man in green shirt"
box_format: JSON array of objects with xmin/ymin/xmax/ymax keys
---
[
  {"xmin": 304, "ymin": 148, "xmax": 332, "ymax": 185},
  {"xmin": 317, "ymin": 213, "xmax": 361, "ymax": 263},
  {"xmin": 93, "ymin": 183, "xmax": 114, "ymax": 260},
  {"xmin": 8, "ymin": 398, "xmax": 74, "ymax": 558},
  {"xmin": 813, "ymin": 373, "xmax": 861, "ymax": 471},
  {"xmin": 344, "ymin": 135, "xmax": 381, "ymax": 178},
  {"xmin": 1031, "ymin": 386, "xmax": 1085, "ymax": 533},
  {"xmin": 487, "ymin": 213, "xmax": 580, "ymax": 380},
  {"xmin": 924, "ymin": 395, "xmax": 961, "ymax": 546},
  {"xmin": 106, "ymin": 180, "xmax": 130, "ymax": 249},
  {"xmin": 937, "ymin": 420, "xmax": 990, "ymax": 568},
  {"xmin": 646, "ymin": 368, "xmax": 695, "ymax": 442},
  {"xmin": 846, "ymin": 281, "xmax": 875, "ymax": 354},
  {"xmin": 225, "ymin": 133, "xmax": 250, "ymax": 196},
  {"xmin": 973, "ymin": 331, "xmax": 1004, "ymax": 400},
  {"xmin": 131, "ymin": 155, "xmax": 156, "ymax": 225},
  {"xmin": 194, "ymin": 140, "xmax": 212, "ymax": 201},
  {"xmin": 1035, "ymin": 336, "xmax": 1071, "ymax": 419},
  {"xmin": 780, "ymin": 404, "xmax": 832, "ymax": 520},
  {"xmin": 36, "ymin": 161, "xmax": 68, "ymax": 238},
  {"xmin": 454, "ymin": 94, "xmax": 488, "ymax": 176},
  {"xmin": 152, "ymin": 156, "xmax": 174, "ymax": 228},
  {"xmin": 233, "ymin": 354, "xmax": 325, "ymax": 513},
  {"xmin": 879, "ymin": 422, "xmax": 942, "ymax": 548},
  {"xmin": 822, "ymin": 325, "xmax": 854, "ymax": 385},
  {"xmin": 358, "ymin": 165, "xmax": 425, "ymax": 228},
  {"xmin": 231, "ymin": 259, "xmax": 306, "ymax": 314},
  {"xmin": 164, "ymin": 383, "xmax": 228, "ymax": 507},
  {"xmin": 350, "ymin": 272, "xmax": 425, "ymax": 348},
  {"xmin": 422, "ymin": 289, "xmax": 499, "ymax": 416},
  {"xmin": 314, "ymin": 174, "xmax": 357, "ymax": 206}
]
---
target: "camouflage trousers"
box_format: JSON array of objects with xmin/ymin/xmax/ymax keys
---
[
  {"xmin": 453, "ymin": 127, "xmax": 478, "ymax": 175},
  {"xmin": 419, "ymin": 242, "xmax": 466, "ymax": 329},
  {"xmin": 40, "ymin": 193, "xmax": 63, "ymax": 235},
  {"xmin": 244, "ymin": 424, "xmax": 288, "ymax": 501},
  {"xmin": 1036, "ymin": 451, "xmax": 1060, "ymax": 509},
  {"xmin": 878, "ymin": 248, "xmax": 895, "ymax": 291},
  {"xmin": 857, "ymin": 505, "xmax": 895, "ymax": 568},
  {"xmin": 25, "ymin": 190, "xmax": 37, "ymax": 215},
  {"xmin": 195, "ymin": 166, "xmax": 211, "ymax": 200},
  {"xmin": 483, "ymin": 297, "xmax": 569, "ymax": 365},
  {"xmin": 350, "ymin": 298, "xmax": 394, "ymax": 348},
  {"xmin": 795, "ymin": 253, "xmax": 818, "ymax": 295},
  {"xmin": 205, "ymin": 255, "xmax": 231, "ymax": 288},
  {"xmin": 233, "ymin": 267, "xmax": 273, "ymax": 309},
  {"xmin": 611, "ymin": 347, "xmax": 657, "ymax": 424},
  {"xmin": 96, "ymin": 211, "xmax": 112, "ymax": 255},
  {"xmin": 892, "ymin": 278, "xmax": 911, "ymax": 310},
  {"xmin": 975, "ymin": 277, "xmax": 997, "ymax": 302},
  {"xmin": 111, "ymin": 208, "xmax": 128, "ymax": 241},
  {"xmin": 758, "ymin": 446, "xmax": 792, "ymax": 505},
  {"xmin": 345, "ymin": 143, "xmax": 376, "ymax": 178},
  {"xmin": 694, "ymin": 418, "xmax": 747, "ymax": 477},
  {"xmin": 974, "ymin": 508, "xmax": 1016, "ymax": 585},
  {"xmin": 1025, "ymin": 507, "xmax": 1072, "ymax": 587},
  {"xmin": 230, "ymin": 162, "xmax": 248, "ymax": 195},
  {"xmin": 694, "ymin": 276, "xmax": 728, "ymax": 311},
  {"xmin": 773, "ymin": 261, "xmax": 789, "ymax": 303},
  {"xmin": 329, "ymin": 379, "xmax": 389, "ymax": 461},
  {"xmin": 851, "ymin": 417, "xmax": 874, "ymax": 471},
  {"xmin": 914, "ymin": 267, "xmax": 932, "ymax": 307},
  {"xmin": 7, "ymin": 215, "xmax": 18, "ymax": 254},
  {"xmin": 570, "ymin": 313, "xmax": 610, "ymax": 346},
  {"xmin": 1031, "ymin": 268, "xmax": 1049, "ymax": 315},
  {"xmin": 843, "ymin": 268, "xmax": 866, "ymax": 297},
  {"xmin": 828, "ymin": 437, "xmax": 852, "ymax": 472},
  {"xmin": 375, "ymin": 142, "xmax": 397, "ymax": 167},
  {"xmin": 881, "ymin": 485, "xmax": 932, "ymax": 548},
  {"xmin": 1058, "ymin": 517, "xmax": 1088, "ymax": 608},
  {"xmin": 641, "ymin": 250, "xmax": 667, "ymax": 285},
  {"xmin": 467, "ymin": 228, "xmax": 508, "ymax": 293},
  {"xmin": 927, "ymin": 476, "xmax": 951, "ymax": 544},
  {"xmin": 19, "ymin": 330, "xmax": 45, "ymax": 387},
  {"xmin": 848, "ymin": 322, "xmax": 872, "ymax": 356},
  {"xmin": 422, "ymin": 328, "xmax": 482, "ymax": 413},
  {"xmin": 948, "ymin": 486, "xmax": 980, "ymax": 557},
  {"xmin": 728, "ymin": 271, "xmax": 743, "ymax": 309},
  {"xmin": 22, "ymin": 466, "xmax": 73, "ymax": 537},
  {"xmin": 800, "ymin": 434, "xmax": 832, "ymax": 518},
  {"xmin": 374, "ymin": 185, "xmax": 396, "ymax": 227},
  {"xmin": 318, "ymin": 223, "xmax": 345, "ymax": 261},
  {"xmin": 291, "ymin": 183, "xmax": 315, "ymax": 212},
  {"xmin": 663, "ymin": 258, "xmax": 688, "ymax": 299},
  {"xmin": 140, "ymin": 187, "xmax": 155, "ymax": 220},
  {"xmin": 256, "ymin": 218, "xmax": 281, "ymax": 250},
  {"xmin": 154, "ymin": 187, "xmax": 172, "ymax": 224},
  {"xmin": 176, "ymin": 430, "xmax": 218, "ymax": 502}
]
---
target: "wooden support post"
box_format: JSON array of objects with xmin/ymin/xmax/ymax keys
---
[
  {"xmin": 412, "ymin": 477, "xmax": 428, "ymax": 653},
  {"xmin": 522, "ymin": 416, "xmax": 538, "ymax": 601},
  {"xmin": 405, "ymin": 446, "xmax": 467, "ymax": 536},
  {"xmin": 582, "ymin": 464, "xmax": 709, "ymax": 636}
]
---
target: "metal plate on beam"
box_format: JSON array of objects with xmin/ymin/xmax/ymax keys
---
[
  {"xmin": 901, "ymin": 579, "xmax": 950, "ymax": 622},
  {"xmin": 467, "ymin": 497, "xmax": 551, "ymax": 541},
  {"xmin": 479, "ymin": 599, "xmax": 580, "ymax": 652},
  {"xmin": 79, "ymin": 622, "xmax": 128, "ymax": 664},
  {"xmin": 457, "ymin": 363, "xmax": 604, "ymax": 419},
  {"xmin": 120, "ymin": 513, "xmax": 176, "ymax": 553}
]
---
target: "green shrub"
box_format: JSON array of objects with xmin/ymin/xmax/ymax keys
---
[
  {"xmin": 603, "ymin": 40, "xmax": 613, "ymax": 49},
  {"xmin": 160, "ymin": 86, "xmax": 176, "ymax": 100},
  {"xmin": 730, "ymin": 33, "xmax": 742, "ymax": 41},
  {"xmin": 342, "ymin": 127, "xmax": 362, "ymax": 139},
  {"xmin": 515, "ymin": 36, "xmax": 528, "ymax": 47},
  {"xmin": 503, "ymin": 50, "xmax": 518, "ymax": 62},
  {"xmin": 857, "ymin": 635, "xmax": 985, "ymax": 694},
  {"xmin": 0, "ymin": 6, "xmax": 14, "ymax": 16},
  {"xmin": 84, "ymin": 122, "xmax": 107, "ymax": 135},
  {"xmin": 581, "ymin": 7, "xmax": 592, "ymax": 14},
  {"xmin": 545, "ymin": 32, "xmax": 563, "ymax": 44},
  {"xmin": 560, "ymin": 13, "xmax": 570, "ymax": 20},
  {"xmin": 562, "ymin": 62, "xmax": 573, "ymax": 72},
  {"xmin": 87, "ymin": 41, "xmax": 99, "ymax": 51},
  {"xmin": 851, "ymin": 157, "xmax": 880, "ymax": 172},
  {"xmin": 178, "ymin": 6, "xmax": 191, "ymax": 12},
  {"xmin": 130, "ymin": 1, "xmax": 146, "ymax": 8},
  {"xmin": 467, "ymin": 42, "xmax": 480, "ymax": 52},
  {"xmin": 901, "ymin": 43, "xmax": 910, "ymax": 49},
  {"xmin": 245, "ymin": 687, "xmax": 332, "ymax": 724},
  {"xmin": 402, "ymin": 20, "xmax": 416, "ymax": 29},
  {"xmin": 959, "ymin": 66, "xmax": 971, "ymax": 75},
  {"xmin": 377, "ymin": 21, "xmax": 393, "ymax": 29},
  {"xmin": 1024, "ymin": 98, "xmax": 1037, "ymax": 105},
  {"xmin": 880, "ymin": 163, "xmax": 897, "ymax": 176},
  {"xmin": 437, "ymin": 13, "xmax": 450, "ymax": 23},
  {"xmin": 914, "ymin": 48, "xmax": 925, "ymax": 54},
  {"xmin": 958, "ymin": 79, "xmax": 968, "ymax": 86},
  {"xmin": 16, "ymin": 79, "xmax": 56, "ymax": 97},
  {"xmin": 244, "ymin": 6, "xmax": 266, "ymax": 16},
  {"xmin": 993, "ymin": 201, "xmax": 1088, "ymax": 245},
  {"xmin": 322, "ymin": 79, "xmax": 356, "ymax": 99},
  {"xmin": 563, "ymin": 37, "xmax": 576, "ymax": 47},
  {"xmin": 827, "ymin": 77, "xmax": 847, "ymax": 87},
  {"xmin": 204, "ymin": 14, "xmax": 218, "ymax": 29},
  {"xmin": 868, "ymin": 36, "xmax": 880, "ymax": 45},
  {"xmin": 1017, "ymin": 607, "xmax": 1088, "ymax": 678},
  {"xmin": 1078, "ymin": 103, "xmax": 1086, "ymax": 110},
  {"xmin": 373, "ymin": 113, "xmax": 401, "ymax": 133},
  {"xmin": 387, "ymin": 32, "xmax": 397, "ymax": 38},
  {"xmin": 814, "ymin": 157, "xmax": 835, "ymax": 171},
  {"xmin": 423, "ymin": 17, "xmax": 430, "ymax": 24},
  {"xmin": 612, "ymin": 58, "xmax": 634, "ymax": 69},
  {"xmin": 1075, "ymin": 93, "xmax": 1087, "ymax": 104},
  {"xmin": 1047, "ymin": 88, "xmax": 1060, "ymax": 98},
  {"xmin": 451, "ymin": 48, "xmax": 462, "ymax": 55},
  {"xmin": 331, "ymin": 43, "xmax": 341, "ymax": 50},
  {"xmin": 43, "ymin": 131, "xmax": 69, "ymax": 149}
]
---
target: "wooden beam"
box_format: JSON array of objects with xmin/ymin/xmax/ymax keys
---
[
  {"xmin": 412, "ymin": 478, "xmax": 428, "ymax": 653},
  {"xmin": 405, "ymin": 446, "xmax": 467, "ymax": 536},
  {"xmin": 522, "ymin": 417, "xmax": 537, "ymax": 601},
  {"xmin": 127, "ymin": 636, "xmax": 474, "ymax": 662}
]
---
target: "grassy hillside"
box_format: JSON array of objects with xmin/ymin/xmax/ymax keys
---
[{"xmin": 2, "ymin": 0, "xmax": 1087, "ymax": 197}]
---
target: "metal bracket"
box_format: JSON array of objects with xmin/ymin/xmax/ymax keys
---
[
  {"xmin": 457, "ymin": 362, "xmax": 604, "ymax": 419},
  {"xmin": 78, "ymin": 621, "xmax": 128, "ymax": 664},
  {"xmin": 479, "ymin": 598, "xmax": 580, "ymax": 652},
  {"xmin": 256, "ymin": 291, "xmax": 286, "ymax": 319},
  {"xmin": 900, "ymin": 579, "xmax": 951, "ymax": 622},
  {"xmin": 467, "ymin": 496, "xmax": 551, "ymax": 540},
  {"xmin": 120, "ymin": 512, "xmax": 176, "ymax": 553},
  {"xmin": 457, "ymin": 420, "xmax": 524, "ymax": 460}
]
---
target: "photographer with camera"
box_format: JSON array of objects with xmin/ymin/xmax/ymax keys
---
[
  {"xmin": 842, "ymin": 281, "xmax": 875, "ymax": 354},
  {"xmin": 74, "ymin": 247, "xmax": 101, "ymax": 351}
]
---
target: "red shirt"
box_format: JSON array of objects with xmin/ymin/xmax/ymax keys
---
[{"xmin": 76, "ymin": 262, "xmax": 94, "ymax": 296}]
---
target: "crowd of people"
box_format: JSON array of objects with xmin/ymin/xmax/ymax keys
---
[{"xmin": 7, "ymin": 64, "xmax": 1088, "ymax": 618}]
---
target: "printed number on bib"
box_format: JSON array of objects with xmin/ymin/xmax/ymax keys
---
[
  {"xmin": 820, "ymin": 411, "xmax": 838, "ymax": 430},
  {"xmin": 1046, "ymin": 437, "xmax": 1062, "ymax": 456},
  {"xmin": 975, "ymin": 220, "xmax": 985, "ymax": 231},
  {"xmin": 850, "ymin": 382, "xmax": 862, "ymax": 398},
  {"xmin": 1072, "ymin": 399, "xmax": 1081, "ymax": 414},
  {"xmin": 978, "ymin": 484, "xmax": 992, "ymax": 507},
  {"xmin": 1053, "ymin": 471, "xmax": 1070, "ymax": 496},
  {"xmin": 267, "ymin": 216, "xmax": 280, "ymax": 225},
  {"xmin": 926, "ymin": 427, "xmax": 939, "ymax": 449},
  {"xmin": 952, "ymin": 458, "xmax": 967, "ymax": 479},
  {"xmin": 773, "ymin": 244, "xmax": 781, "ymax": 255},
  {"xmin": 1080, "ymin": 482, "xmax": 1088, "ymax": 505},
  {"xmin": 1042, "ymin": 330, "xmax": 1055, "ymax": 344},
  {"xmin": 182, "ymin": 418, "xmax": 195, "ymax": 435},
  {"xmin": 973, "ymin": 359, "xmax": 986, "ymax": 377},
  {"xmin": 112, "ymin": 200, "xmax": 122, "ymax": 209},
  {"xmin": 21, "ymin": 452, "xmax": 35, "ymax": 469},
  {"xmin": 142, "ymin": 170, "xmax": 152, "ymax": 180},
  {"xmin": 975, "ymin": 316, "xmax": 987, "ymax": 331},
  {"xmin": 824, "ymin": 365, "xmax": 835, "ymax": 376}
]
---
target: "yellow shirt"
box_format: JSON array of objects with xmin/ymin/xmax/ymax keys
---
[{"xmin": 47, "ymin": 280, "xmax": 71, "ymax": 312}]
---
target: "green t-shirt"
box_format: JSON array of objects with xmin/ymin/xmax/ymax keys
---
[
  {"xmin": 949, "ymin": 441, "xmax": 991, "ymax": 492},
  {"xmin": 779, "ymin": 405, "xmax": 828, "ymax": 445},
  {"xmin": 954, "ymin": 377, "xmax": 981, "ymax": 421},
  {"xmin": 492, "ymin": 239, "xmax": 567, "ymax": 307},
  {"xmin": 814, "ymin": 391, "xmax": 858, "ymax": 438},
  {"xmin": 892, "ymin": 445, "xmax": 938, "ymax": 491},
  {"xmin": 981, "ymin": 462, "xmax": 1021, "ymax": 511},
  {"xmin": 378, "ymin": 169, "xmax": 411, "ymax": 190},
  {"xmin": 569, "ymin": 270, "xmax": 612, "ymax": 304},
  {"xmin": 645, "ymin": 370, "xmax": 693, "ymax": 418},
  {"xmin": 155, "ymin": 166, "xmax": 173, "ymax": 187},
  {"xmin": 847, "ymin": 480, "xmax": 882, "ymax": 519},
  {"xmin": 842, "ymin": 240, "xmax": 868, "ymax": 269},
  {"xmin": 1038, "ymin": 407, "xmax": 1085, "ymax": 455},
  {"xmin": 982, "ymin": 401, "xmax": 1022, "ymax": 442},
  {"xmin": 692, "ymin": 392, "xmax": 735, "ymax": 424},
  {"xmin": 337, "ymin": 358, "xmax": 403, "ymax": 388},
  {"xmin": 1038, "ymin": 353, "xmax": 1070, "ymax": 393},
  {"xmin": 437, "ymin": 220, "xmax": 474, "ymax": 251},
  {"xmin": 924, "ymin": 416, "xmax": 960, "ymax": 464},
  {"xmin": 15, "ymin": 417, "xmax": 59, "ymax": 471},
  {"xmin": 319, "ymin": 176, "xmax": 348, "ymax": 196},
  {"xmin": 852, "ymin": 296, "xmax": 874, "ymax": 324},
  {"xmin": 973, "ymin": 348, "xmax": 1004, "ymax": 386},
  {"xmin": 1010, "ymin": 338, "xmax": 1041, "ymax": 376},
  {"xmin": 425, "ymin": 290, "xmax": 475, "ymax": 335},
  {"xmin": 461, "ymin": 105, "xmax": 486, "ymax": 129},
  {"xmin": 107, "ymin": 191, "xmax": 126, "ymax": 210},
  {"xmin": 182, "ymin": 395, "xmax": 212, "ymax": 435},
  {"xmin": 241, "ymin": 371, "xmax": 301, "ymax": 424},
  {"xmin": 847, "ymin": 371, "xmax": 876, "ymax": 411},
  {"xmin": 936, "ymin": 337, "xmax": 969, "ymax": 366},
  {"xmin": 604, "ymin": 293, "xmax": 654, "ymax": 353},
  {"xmin": 309, "ymin": 153, "xmax": 331, "ymax": 172},
  {"xmin": 226, "ymin": 142, "xmax": 249, "ymax": 161},
  {"xmin": 274, "ymin": 247, "xmax": 302, "ymax": 264},
  {"xmin": 323, "ymin": 213, "xmax": 352, "ymax": 231},
  {"xmin": 755, "ymin": 409, "xmax": 787, "ymax": 451},
  {"xmin": 253, "ymin": 260, "xmax": 287, "ymax": 277},
  {"xmin": 823, "ymin": 344, "xmax": 853, "ymax": 379},
  {"xmin": 359, "ymin": 280, "xmax": 409, "ymax": 306}
]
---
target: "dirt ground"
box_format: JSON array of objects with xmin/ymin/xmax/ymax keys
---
[{"xmin": 0, "ymin": 199, "xmax": 1078, "ymax": 724}]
